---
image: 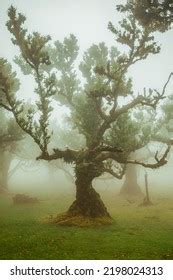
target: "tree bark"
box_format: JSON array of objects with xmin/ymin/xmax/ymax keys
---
[
  {"xmin": 0, "ymin": 150, "xmax": 12, "ymax": 191},
  {"xmin": 119, "ymin": 164, "xmax": 143, "ymax": 198},
  {"xmin": 68, "ymin": 163, "xmax": 111, "ymax": 218}
]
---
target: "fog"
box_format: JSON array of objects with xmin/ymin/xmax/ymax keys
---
[
  {"xmin": 8, "ymin": 144, "xmax": 173, "ymax": 198},
  {"xmin": 1, "ymin": 0, "xmax": 173, "ymax": 201}
]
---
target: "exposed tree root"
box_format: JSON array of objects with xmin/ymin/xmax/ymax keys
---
[
  {"xmin": 139, "ymin": 197, "xmax": 153, "ymax": 207},
  {"xmin": 45, "ymin": 213, "xmax": 113, "ymax": 227}
]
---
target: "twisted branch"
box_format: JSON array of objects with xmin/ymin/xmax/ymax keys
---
[
  {"xmin": 125, "ymin": 145, "xmax": 171, "ymax": 169},
  {"xmin": 37, "ymin": 148, "xmax": 79, "ymax": 163},
  {"xmin": 103, "ymin": 164, "xmax": 126, "ymax": 179}
]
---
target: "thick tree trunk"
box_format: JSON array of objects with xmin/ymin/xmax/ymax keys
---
[
  {"xmin": 119, "ymin": 164, "xmax": 143, "ymax": 198},
  {"xmin": 68, "ymin": 163, "xmax": 110, "ymax": 218},
  {"xmin": 0, "ymin": 150, "xmax": 12, "ymax": 191}
]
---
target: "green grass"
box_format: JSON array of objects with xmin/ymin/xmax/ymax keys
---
[{"xmin": 0, "ymin": 192, "xmax": 173, "ymax": 260}]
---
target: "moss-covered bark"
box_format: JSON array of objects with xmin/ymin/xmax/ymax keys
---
[{"xmin": 68, "ymin": 162, "xmax": 111, "ymax": 218}]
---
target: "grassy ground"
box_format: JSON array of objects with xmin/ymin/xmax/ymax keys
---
[{"xmin": 0, "ymin": 192, "xmax": 173, "ymax": 260}]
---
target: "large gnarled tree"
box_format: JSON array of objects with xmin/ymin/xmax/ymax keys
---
[{"xmin": 0, "ymin": 2, "xmax": 172, "ymax": 223}]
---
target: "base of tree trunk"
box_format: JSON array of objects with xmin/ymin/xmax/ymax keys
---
[
  {"xmin": 47, "ymin": 191, "xmax": 113, "ymax": 227},
  {"xmin": 119, "ymin": 164, "xmax": 144, "ymax": 199},
  {"xmin": 47, "ymin": 212, "xmax": 113, "ymax": 227},
  {"xmin": 139, "ymin": 197, "xmax": 153, "ymax": 207},
  {"xmin": 68, "ymin": 198, "xmax": 111, "ymax": 218},
  {"xmin": 119, "ymin": 185, "xmax": 144, "ymax": 200},
  {"xmin": 0, "ymin": 187, "xmax": 7, "ymax": 194},
  {"xmin": 68, "ymin": 185, "xmax": 111, "ymax": 218},
  {"xmin": 47, "ymin": 167, "xmax": 113, "ymax": 226}
]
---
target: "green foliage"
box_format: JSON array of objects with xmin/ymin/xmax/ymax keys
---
[
  {"xmin": 52, "ymin": 124, "xmax": 85, "ymax": 150},
  {"xmin": 0, "ymin": 109, "xmax": 23, "ymax": 150},
  {"xmin": 72, "ymin": 95, "xmax": 102, "ymax": 146},
  {"xmin": 49, "ymin": 35, "xmax": 80, "ymax": 106},
  {"xmin": 15, "ymin": 34, "xmax": 80, "ymax": 107},
  {"xmin": 4, "ymin": 6, "xmax": 57, "ymax": 153},
  {"xmin": 105, "ymin": 113, "xmax": 140, "ymax": 152},
  {"xmin": 162, "ymin": 94, "xmax": 173, "ymax": 121},
  {"xmin": 52, "ymin": 34, "xmax": 79, "ymax": 70},
  {"xmin": 105, "ymin": 107, "xmax": 161, "ymax": 161},
  {"xmin": 7, "ymin": 6, "xmax": 51, "ymax": 70},
  {"xmin": 71, "ymin": 41, "xmax": 134, "ymax": 146},
  {"xmin": 106, "ymin": 113, "xmax": 144, "ymax": 152},
  {"xmin": 0, "ymin": 58, "xmax": 52, "ymax": 152},
  {"xmin": 0, "ymin": 58, "xmax": 20, "ymax": 105},
  {"xmin": 108, "ymin": 3, "xmax": 161, "ymax": 64},
  {"xmin": 80, "ymin": 42, "xmax": 109, "ymax": 82},
  {"xmin": 80, "ymin": 43, "xmax": 132, "ymax": 98},
  {"xmin": 158, "ymin": 94, "xmax": 173, "ymax": 138},
  {"xmin": 132, "ymin": 0, "xmax": 173, "ymax": 32}
]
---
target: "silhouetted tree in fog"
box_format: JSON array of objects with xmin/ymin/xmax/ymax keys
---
[{"xmin": 0, "ymin": 110, "xmax": 23, "ymax": 191}]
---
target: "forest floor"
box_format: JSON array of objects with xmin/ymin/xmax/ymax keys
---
[{"xmin": 0, "ymin": 191, "xmax": 173, "ymax": 260}]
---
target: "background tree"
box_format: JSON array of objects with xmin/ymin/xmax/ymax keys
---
[
  {"xmin": 106, "ymin": 106, "xmax": 170, "ymax": 199},
  {"xmin": 105, "ymin": 110, "xmax": 153, "ymax": 199},
  {"xmin": 0, "ymin": 3, "xmax": 172, "ymax": 224},
  {"xmin": 0, "ymin": 109, "xmax": 23, "ymax": 191},
  {"xmin": 153, "ymin": 93, "xmax": 173, "ymax": 144}
]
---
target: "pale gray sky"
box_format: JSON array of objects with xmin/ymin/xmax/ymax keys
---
[{"xmin": 0, "ymin": 0, "xmax": 173, "ymax": 100}]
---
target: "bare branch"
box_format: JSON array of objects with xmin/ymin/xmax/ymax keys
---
[
  {"xmin": 93, "ymin": 145, "xmax": 123, "ymax": 154},
  {"xmin": 95, "ymin": 151, "xmax": 121, "ymax": 162},
  {"xmin": 125, "ymin": 145, "xmax": 171, "ymax": 169},
  {"xmin": 92, "ymin": 98, "xmax": 108, "ymax": 121},
  {"xmin": 37, "ymin": 148, "xmax": 79, "ymax": 163},
  {"xmin": 162, "ymin": 72, "xmax": 173, "ymax": 97},
  {"xmin": 95, "ymin": 143, "xmax": 171, "ymax": 170},
  {"xmin": 113, "ymin": 95, "xmax": 143, "ymax": 118},
  {"xmin": 0, "ymin": 102, "xmax": 12, "ymax": 111},
  {"xmin": 4, "ymin": 88, "xmax": 45, "ymax": 152},
  {"xmin": 86, "ymin": 90, "xmax": 108, "ymax": 121}
]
